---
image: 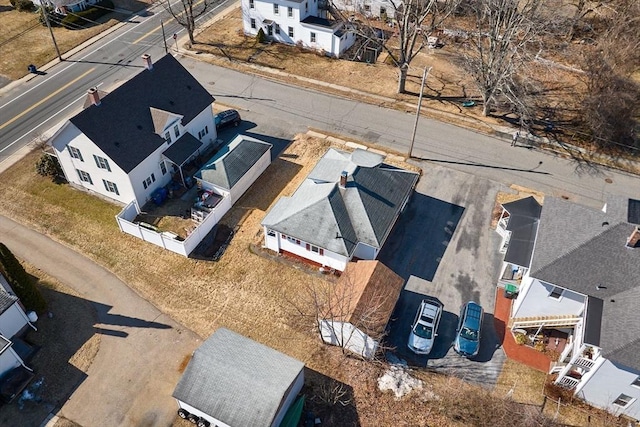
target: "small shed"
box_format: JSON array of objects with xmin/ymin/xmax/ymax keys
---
[
  {"xmin": 172, "ymin": 328, "xmax": 304, "ymax": 427},
  {"xmin": 319, "ymin": 260, "xmax": 404, "ymax": 358}
]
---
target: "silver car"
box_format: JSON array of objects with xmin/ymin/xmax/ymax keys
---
[{"xmin": 408, "ymin": 299, "xmax": 443, "ymax": 355}]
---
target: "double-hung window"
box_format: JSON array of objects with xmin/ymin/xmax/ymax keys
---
[
  {"xmin": 76, "ymin": 169, "xmax": 93, "ymax": 184},
  {"xmin": 310, "ymin": 32, "xmax": 316, "ymax": 43},
  {"xmin": 102, "ymin": 179, "xmax": 119, "ymax": 195},
  {"xmin": 249, "ymin": 0, "xmax": 254, "ymax": 8},
  {"xmin": 251, "ymin": 18, "xmax": 256, "ymax": 29},
  {"xmin": 273, "ymin": 4, "xmax": 279, "ymax": 14},
  {"xmin": 613, "ymin": 394, "xmax": 634, "ymax": 408},
  {"xmin": 67, "ymin": 146, "xmax": 83, "ymax": 161},
  {"xmin": 288, "ymin": 27, "xmax": 294, "ymax": 38},
  {"xmin": 93, "ymin": 155, "xmax": 111, "ymax": 172},
  {"xmin": 287, "ymin": 6, "xmax": 292, "ymax": 17},
  {"xmin": 173, "ymin": 124, "xmax": 180, "ymax": 138}
]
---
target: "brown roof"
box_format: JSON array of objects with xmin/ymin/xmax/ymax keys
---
[{"xmin": 327, "ymin": 260, "xmax": 404, "ymax": 336}]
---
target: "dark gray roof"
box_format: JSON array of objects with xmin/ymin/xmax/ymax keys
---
[
  {"xmin": 583, "ymin": 296, "xmax": 603, "ymax": 346},
  {"xmin": 162, "ymin": 133, "xmax": 203, "ymax": 166},
  {"xmin": 195, "ymin": 136, "xmax": 272, "ymax": 190},
  {"xmin": 502, "ymin": 197, "xmax": 542, "ymax": 267},
  {"xmin": 628, "ymin": 199, "xmax": 640, "ymax": 224},
  {"xmin": 530, "ymin": 197, "xmax": 640, "ymax": 370},
  {"xmin": 301, "ymin": 16, "xmax": 338, "ymax": 28},
  {"xmin": 70, "ymin": 55, "xmax": 214, "ymax": 173},
  {"xmin": 262, "ymin": 148, "xmax": 419, "ymax": 256},
  {"xmin": 0, "ymin": 285, "xmax": 18, "ymax": 316},
  {"xmin": 172, "ymin": 328, "xmax": 304, "ymax": 427}
]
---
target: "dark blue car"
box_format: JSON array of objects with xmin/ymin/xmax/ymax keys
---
[{"xmin": 453, "ymin": 301, "xmax": 484, "ymax": 358}]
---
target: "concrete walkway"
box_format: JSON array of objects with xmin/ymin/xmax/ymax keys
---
[{"xmin": 0, "ymin": 215, "xmax": 201, "ymax": 427}]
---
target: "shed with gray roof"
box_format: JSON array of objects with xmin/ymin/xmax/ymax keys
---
[{"xmin": 172, "ymin": 328, "xmax": 304, "ymax": 427}]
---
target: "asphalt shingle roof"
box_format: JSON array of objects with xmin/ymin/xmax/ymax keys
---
[
  {"xmin": 502, "ymin": 196, "xmax": 542, "ymax": 268},
  {"xmin": 172, "ymin": 328, "xmax": 304, "ymax": 427},
  {"xmin": 262, "ymin": 149, "xmax": 418, "ymax": 257},
  {"xmin": 530, "ymin": 197, "xmax": 640, "ymax": 370},
  {"xmin": 162, "ymin": 133, "xmax": 203, "ymax": 166},
  {"xmin": 70, "ymin": 55, "xmax": 214, "ymax": 173},
  {"xmin": 195, "ymin": 136, "xmax": 272, "ymax": 190}
]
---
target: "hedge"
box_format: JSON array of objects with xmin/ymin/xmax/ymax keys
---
[{"xmin": 61, "ymin": 0, "xmax": 114, "ymax": 29}]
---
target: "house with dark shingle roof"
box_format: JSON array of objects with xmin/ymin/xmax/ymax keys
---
[
  {"xmin": 497, "ymin": 196, "xmax": 640, "ymax": 422},
  {"xmin": 51, "ymin": 54, "xmax": 217, "ymax": 208},
  {"xmin": 172, "ymin": 328, "xmax": 304, "ymax": 427},
  {"xmin": 261, "ymin": 148, "xmax": 419, "ymax": 271}
]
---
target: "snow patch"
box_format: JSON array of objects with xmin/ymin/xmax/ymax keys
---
[{"xmin": 378, "ymin": 358, "xmax": 423, "ymax": 399}]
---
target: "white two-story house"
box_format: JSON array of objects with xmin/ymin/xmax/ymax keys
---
[
  {"xmin": 242, "ymin": 0, "xmax": 356, "ymax": 57},
  {"xmin": 497, "ymin": 196, "xmax": 640, "ymax": 422},
  {"xmin": 262, "ymin": 148, "xmax": 419, "ymax": 271},
  {"xmin": 51, "ymin": 54, "xmax": 217, "ymax": 209}
]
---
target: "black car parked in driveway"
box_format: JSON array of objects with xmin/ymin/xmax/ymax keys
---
[{"xmin": 215, "ymin": 110, "xmax": 241, "ymax": 129}]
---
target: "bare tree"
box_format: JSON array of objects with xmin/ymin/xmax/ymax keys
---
[
  {"xmin": 353, "ymin": 0, "xmax": 460, "ymax": 93},
  {"xmin": 164, "ymin": 0, "xmax": 217, "ymax": 45},
  {"xmin": 462, "ymin": 0, "xmax": 546, "ymax": 116}
]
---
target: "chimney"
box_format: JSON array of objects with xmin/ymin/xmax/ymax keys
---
[
  {"xmin": 87, "ymin": 87, "xmax": 100, "ymax": 106},
  {"xmin": 627, "ymin": 227, "xmax": 640, "ymax": 248},
  {"xmin": 142, "ymin": 54, "xmax": 153, "ymax": 71},
  {"xmin": 339, "ymin": 171, "xmax": 348, "ymax": 188}
]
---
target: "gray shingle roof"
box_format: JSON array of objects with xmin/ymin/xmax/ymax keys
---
[
  {"xmin": 530, "ymin": 197, "xmax": 640, "ymax": 370},
  {"xmin": 502, "ymin": 197, "xmax": 542, "ymax": 267},
  {"xmin": 162, "ymin": 133, "xmax": 203, "ymax": 166},
  {"xmin": 262, "ymin": 148, "xmax": 419, "ymax": 257},
  {"xmin": 172, "ymin": 328, "xmax": 304, "ymax": 427},
  {"xmin": 195, "ymin": 136, "xmax": 272, "ymax": 190},
  {"xmin": 69, "ymin": 55, "xmax": 214, "ymax": 173},
  {"xmin": 0, "ymin": 285, "xmax": 18, "ymax": 316}
]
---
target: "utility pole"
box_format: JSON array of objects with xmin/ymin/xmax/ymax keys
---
[
  {"xmin": 41, "ymin": 6, "xmax": 62, "ymax": 61},
  {"xmin": 408, "ymin": 66, "xmax": 431, "ymax": 158},
  {"xmin": 161, "ymin": 21, "xmax": 168, "ymax": 54}
]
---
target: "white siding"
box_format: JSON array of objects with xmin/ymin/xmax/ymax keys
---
[
  {"xmin": 512, "ymin": 278, "xmax": 586, "ymax": 318},
  {"xmin": 185, "ymin": 107, "xmax": 217, "ymax": 149},
  {"xmin": 0, "ymin": 304, "xmax": 29, "ymax": 339},
  {"xmin": 278, "ymin": 234, "xmax": 349, "ymax": 271},
  {"xmin": 578, "ymin": 359, "xmax": 640, "ymax": 421},
  {"xmin": 0, "ymin": 349, "xmax": 21, "ymax": 378},
  {"xmin": 129, "ymin": 145, "xmax": 173, "ymax": 206}
]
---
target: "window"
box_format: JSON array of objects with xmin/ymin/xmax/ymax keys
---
[
  {"xmin": 143, "ymin": 180, "xmax": 148, "ymax": 189},
  {"xmin": 267, "ymin": 25, "xmax": 273, "ymax": 36},
  {"xmin": 93, "ymin": 155, "xmax": 111, "ymax": 172},
  {"xmin": 249, "ymin": 0, "xmax": 254, "ymax": 8},
  {"xmin": 310, "ymin": 32, "xmax": 316, "ymax": 43},
  {"xmin": 632, "ymin": 377, "xmax": 640, "ymax": 388},
  {"xmin": 549, "ymin": 286, "xmax": 564, "ymax": 300},
  {"xmin": 273, "ymin": 3, "xmax": 278, "ymax": 14},
  {"xmin": 613, "ymin": 394, "xmax": 634, "ymax": 407},
  {"xmin": 267, "ymin": 229, "xmax": 276, "ymax": 237},
  {"xmin": 307, "ymin": 244, "xmax": 324, "ymax": 255},
  {"xmin": 160, "ymin": 162, "xmax": 167, "ymax": 175},
  {"xmin": 173, "ymin": 124, "xmax": 180, "ymax": 138},
  {"xmin": 364, "ymin": 4, "xmax": 370, "ymax": 12},
  {"xmin": 164, "ymin": 131, "xmax": 171, "ymax": 143},
  {"xmin": 199, "ymin": 126, "xmax": 209, "ymax": 139},
  {"xmin": 151, "ymin": 173, "xmax": 155, "ymax": 182},
  {"xmin": 287, "ymin": 6, "xmax": 292, "ymax": 17},
  {"xmin": 67, "ymin": 146, "xmax": 83, "ymax": 161},
  {"xmin": 380, "ymin": 6, "xmax": 386, "ymax": 16},
  {"xmin": 305, "ymin": 2, "xmax": 307, "ymax": 11},
  {"xmin": 102, "ymin": 179, "xmax": 119, "ymax": 195},
  {"xmin": 76, "ymin": 169, "xmax": 93, "ymax": 184},
  {"xmin": 250, "ymin": 18, "xmax": 256, "ymax": 29},
  {"xmin": 275, "ymin": 23, "xmax": 280, "ymax": 34},
  {"xmin": 288, "ymin": 26, "xmax": 294, "ymax": 37}
]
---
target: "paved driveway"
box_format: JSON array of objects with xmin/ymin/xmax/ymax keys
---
[
  {"xmin": 380, "ymin": 163, "xmax": 507, "ymax": 386},
  {"xmin": 0, "ymin": 216, "xmax": 201, "ymax": 427}
]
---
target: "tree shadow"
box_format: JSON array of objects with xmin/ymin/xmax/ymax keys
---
[{"xmin": 302, "ymin": 367, "xmax": 360, "ymax": 427}]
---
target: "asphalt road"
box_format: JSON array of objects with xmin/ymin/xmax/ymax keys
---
[
  {"xmin": 0, "ymin": 0, "xmax": 235, "ymax": 164},
  {"xmin": 0, "ymin": 215, "xmax": 201, "ymax": 427}
]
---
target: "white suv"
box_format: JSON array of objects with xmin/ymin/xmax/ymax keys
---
[{"xmin": 407, "ymin": 299, "xmax": 443, "ymax": 355}]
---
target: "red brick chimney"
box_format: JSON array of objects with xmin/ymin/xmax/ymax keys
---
[
  {"xmin": 627, "ymin": 227, "xmax": 640, "ymax": 248},
  {"xmin": 142, "ymin": 54, "xmax": 153, "ymax": 71},
  {"xmin": 339, "ymin": 171, "xmax": 348, "ymax": 188},
  {"xmin": 87, "ymin": 87, "xmax": 100, "ymax": 106}
]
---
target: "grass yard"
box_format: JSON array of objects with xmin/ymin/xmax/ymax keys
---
[{"xmin": 0, "ymin": 0, "xmax": 150, "ymax": 82}]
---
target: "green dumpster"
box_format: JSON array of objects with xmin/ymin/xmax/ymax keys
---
[{"xmin": 504, "ymin": 283, "xmax": 519, "ymax": 299}]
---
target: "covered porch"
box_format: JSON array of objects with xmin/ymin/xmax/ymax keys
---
[{"xmin": 162, "ymin": 133, "xmax": 204, "ymax": 189}]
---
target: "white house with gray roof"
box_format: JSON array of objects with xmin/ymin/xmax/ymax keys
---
[
  {"xmin": 51, "ymin": 54, "xmax": 217, "ymax": 209},
  {"xmin": 498, "ymin": 196, "xmax": 640, "ymax": 422},
  {"xmin": 172, "ymin": 328, "xmax": 304, "ymax": 427},
  {"xmin": 241, "ymin": 0, "xmax": 356, "ymax": 57},
  {"xmin": 262, "ymin": 148, "xmax": 419, "ymax": 271}
]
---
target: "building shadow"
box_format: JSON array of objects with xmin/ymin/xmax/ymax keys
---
[
  {"xmin": 378, "ymin": 192, "xmax": 465, "ymax": 282},
  {"xmin": 302, "ymin": 367, "xmax": 360, "ymax": 427}
]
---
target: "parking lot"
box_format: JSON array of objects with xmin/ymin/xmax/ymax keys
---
[{"xmin": 380, "ymin": 162, "xmax": 508, "ymax": 386}]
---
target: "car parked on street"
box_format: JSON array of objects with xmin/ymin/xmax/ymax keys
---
[
  {"xmin": 215, "ymin": 109, "xmax": 241, "ymax": 129},
  {"xmin": 407, "ymin": 299, "xmax": 443, "ymax": 355},
  {"xmin": 453, "ymin": 301, "xmax": 484, "ymax": 358}
]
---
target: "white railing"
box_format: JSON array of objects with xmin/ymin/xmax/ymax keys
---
[
  {"xmin": 573, "ymin": 357, "xmax": 595, "ymax": 370},
  {"xmin": 557, "ymin": 376, "xmax": 580, "ymax": 389},
  {"xmin": 510, "ymin": 316, "xmax": 581, "ymax": 329}
]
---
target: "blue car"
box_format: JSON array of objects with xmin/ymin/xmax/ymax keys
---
[{"xmin": 453, "ymin": 301, "xmax": 484, "ymax": 358}]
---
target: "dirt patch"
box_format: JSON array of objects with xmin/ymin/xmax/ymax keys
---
[{"xmin": 0, "ymin": 264, "xmax": 99, "ymax": 427}]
